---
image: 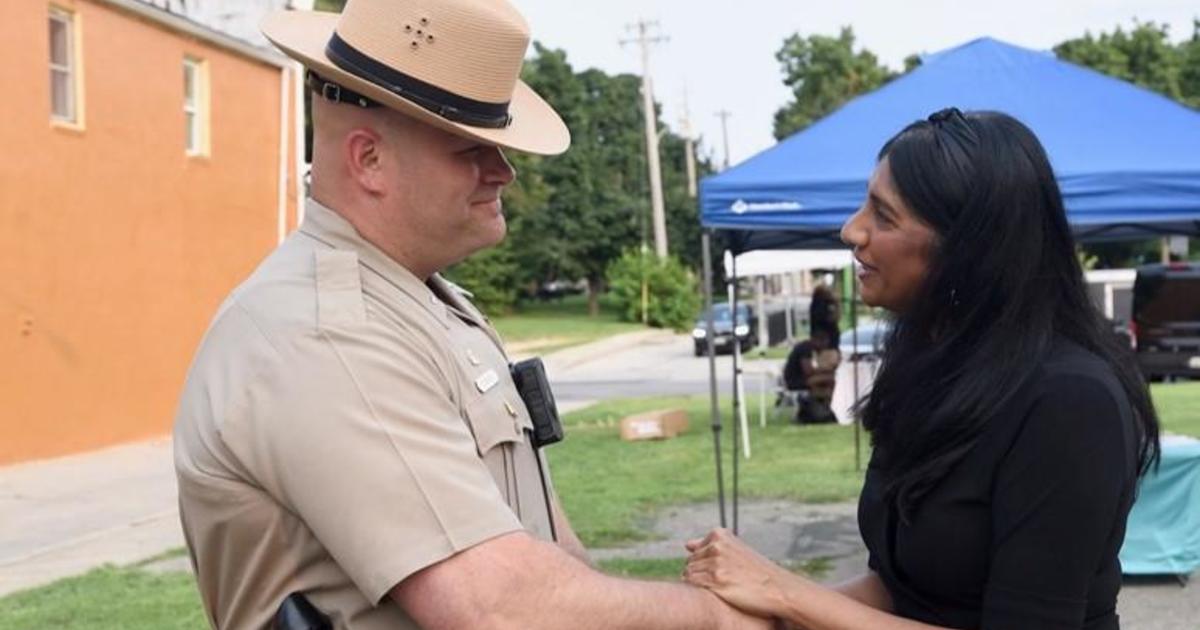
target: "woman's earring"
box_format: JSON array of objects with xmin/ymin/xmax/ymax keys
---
[{"xmin": 950, "ymin": 288, "xmax": 961, "ymax": 307}]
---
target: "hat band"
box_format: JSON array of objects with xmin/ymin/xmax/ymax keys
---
[{"xmin": 326, "ymin": 33, "xmax": 513, "ymax": 129}]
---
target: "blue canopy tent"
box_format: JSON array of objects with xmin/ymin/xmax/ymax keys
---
[
  {"xmin": 696, "ymin": 37, "xmax": 1200, "ymax": 532},
  {"xmin": 701, "ymin": 36, "xmax": 1200, "ymax": 254}
]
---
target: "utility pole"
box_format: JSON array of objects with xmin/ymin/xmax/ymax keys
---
[
  {"xmin": 679, "ymin": 88, "xmax": 697, "ymax": 198},
  {"xmin": 621, "ymin": 20, "xmax": 669, "ymax": 258},
  {"xmin": 715, "ymin": 109, "xmax": 732, "ymax": 170}
]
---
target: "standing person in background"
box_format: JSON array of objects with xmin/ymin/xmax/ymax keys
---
[
  {"xmin": 683, "ymin": 108, "xmax": 1159, "ymax": 630},
  {"xmin": 810, "ymin": 283, "xmax": 841, "ymax": 348}
]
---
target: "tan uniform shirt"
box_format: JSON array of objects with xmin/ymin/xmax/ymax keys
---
[{"xmin": 174, "ymin": 199, "xmax": 556, "ymax": 629}]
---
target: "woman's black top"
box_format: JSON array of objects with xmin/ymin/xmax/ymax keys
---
[{"xmin": 858, "ymin": 338, "xmax": 1140, "ymax": 629}]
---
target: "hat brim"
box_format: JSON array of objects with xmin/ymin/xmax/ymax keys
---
[{"xmin": 262, "ymin": 11, "xmax": 570, "ymax": 156}]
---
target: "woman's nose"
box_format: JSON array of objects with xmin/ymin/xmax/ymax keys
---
[{"xmin": 840, "ymin": 207, "xmax": 868, "ymax": 247}]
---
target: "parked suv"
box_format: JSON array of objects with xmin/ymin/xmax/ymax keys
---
[{"xmin": 1132, "ymin": 262, "xmax": 1200, "ymax": 381}]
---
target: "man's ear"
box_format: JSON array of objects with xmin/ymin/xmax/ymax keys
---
[{"xmin": 344, "ymin": 127, "xmax": 387, "ymax": 195}]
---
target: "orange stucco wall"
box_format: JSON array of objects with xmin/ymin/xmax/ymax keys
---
[{"xmin": 0, "ymin": 1, "xmax": 301, "ymax": 464}]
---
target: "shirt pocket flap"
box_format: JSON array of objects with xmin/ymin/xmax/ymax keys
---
[{"xmin": 465, "ymin": 389, "xmax": 533, "ymax": 455}]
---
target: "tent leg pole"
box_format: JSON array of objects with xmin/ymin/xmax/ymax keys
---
[
  {"xmin": 730, "ymin": 256, "xmax": 741, "ymax": 535},
  {"xmin": 850, "ymin": 265, "xmax": 862, "ymax": 472},
  {"xmin": 702, "ymin": 231, "xmax": 727, "ymax": 528}
]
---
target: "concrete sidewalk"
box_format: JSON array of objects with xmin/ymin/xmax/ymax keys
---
[
  {"xmin": 0, "ymin": 328, "xmax": 660, "ymax": 597},
  {"xmin": 0, "ymin": 438, "xmax": 183, "ymax": 596}
]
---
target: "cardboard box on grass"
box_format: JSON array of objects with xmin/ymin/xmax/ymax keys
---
[{"xmin": 619, "ymin": 409, "xmax": 690, "ymax": 442}]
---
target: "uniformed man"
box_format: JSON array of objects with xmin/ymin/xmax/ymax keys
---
[{"xmin": 173, "ymin": 1, "xmax": 771, "ymax": 628}]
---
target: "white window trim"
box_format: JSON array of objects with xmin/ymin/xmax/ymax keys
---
[
  {"xmin": 183, "ymin": 57, "xmax": 210, "ymax": 157},
  {"xmin": 49, "ymin": 6, "xmax": 84, "ymax": 128}
]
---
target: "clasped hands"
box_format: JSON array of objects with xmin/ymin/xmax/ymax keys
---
[{"xmin": 684, "ymin": 528, "xmax": 803, "ymax": 630}]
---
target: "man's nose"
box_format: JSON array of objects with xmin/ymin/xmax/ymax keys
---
[{"xmin": 481, "ymin": 146, "xmax": 516, "ymax": 185}]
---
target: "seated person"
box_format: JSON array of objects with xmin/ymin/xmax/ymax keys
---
[{"xmin": 781, "ymin": 329, "xmax": 840, "ymax": 423}]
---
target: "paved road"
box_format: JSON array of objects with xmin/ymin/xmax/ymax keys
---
[{"xmin": 548, "ymin": 331, "xmax": 784, "ymax": 408}]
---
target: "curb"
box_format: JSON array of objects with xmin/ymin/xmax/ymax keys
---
[{"xmin": 533, "ymin": 328, "xmax": 678, "ymax": 377}]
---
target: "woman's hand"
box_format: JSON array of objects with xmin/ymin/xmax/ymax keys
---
[{"xmin": 683, "ymin": 528, "xmax": 802, "ymax": 620}]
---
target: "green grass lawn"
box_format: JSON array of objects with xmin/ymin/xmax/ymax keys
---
[
  {"xmin": 550, "ymin": 395, "xmax": 868, "ymax": 547},
  {"xmin": 2, "ymin": 382, "xmax": 1196, "ymax": 628},
  {"xmin": 492, "ymin": 294, "xmax": 646, "ymax": 355},
  {"xmin": 0, "ymin": 565, "xmax": 206, "ymax": 630},
  {"xmin": 1153, "ymin": 380, "xmax": 1200, "ymax": 437}
]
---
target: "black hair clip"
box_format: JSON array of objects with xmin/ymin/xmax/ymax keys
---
[
  {"xmin": 927, "ymin": 106, "xmax": 979, "ymax": 148},
  {"xmin": 928, "ymin": 107, "xmax": 965, "ymax": 126}
]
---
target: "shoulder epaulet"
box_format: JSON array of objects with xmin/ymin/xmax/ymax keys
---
[{"xmin": 314, "ymin": 250, "xmax": 365, "ymax": 327}]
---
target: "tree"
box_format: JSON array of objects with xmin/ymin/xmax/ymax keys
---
[
  {"xmin": 514, "ymin": 49, "xmax": 647, "ymax": 315},
  {"xmin": 660, "ymin": 131, "xmax": 718, "ymax": 274},
  {"xmin": 1177, "ymin": 20, "xmax": 1200, "ymax": 108},
  {"xmin": 772, "ymin": 27, "xmax": 897, "ymax": 139},
  {"xmin": 1055, "ymin": 20, "xmax": 1199, "ymax": 268},
  {"xmin": 1054, "ymin": 20, "xmax": 1198, "ymax": 108}
]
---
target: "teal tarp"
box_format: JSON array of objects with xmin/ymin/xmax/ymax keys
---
[{"xmin": 1119, "ymin": 435, "xmax": 1200, "ymax": 575}]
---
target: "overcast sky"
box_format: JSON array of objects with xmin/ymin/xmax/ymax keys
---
[{"xmin": 510, "ymin": 0, "xmax": 1198, "ymax": 166}]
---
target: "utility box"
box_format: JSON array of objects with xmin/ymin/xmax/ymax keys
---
[{"xmin": 619, "ymin": 409, "xmax": 690, "ymax": 442}]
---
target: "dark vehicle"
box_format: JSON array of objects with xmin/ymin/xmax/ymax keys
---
[
  {"xmin": 692, "ymin": 302, "xmax": 756, "ymax": 356},
  {"xmin": 1132, "ymin": 262, "xmax": 1200, "ymax": 381},
  {"xmin": 839, "ymin": 319, "xmax": 890, "ymax": 362}
]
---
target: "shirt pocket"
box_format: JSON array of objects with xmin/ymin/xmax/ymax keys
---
[{"xmin": 464, "ymin": 385, "xmax": 533, "ymax": 456}]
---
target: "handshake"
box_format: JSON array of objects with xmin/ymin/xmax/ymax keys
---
[
  {"xmin": 682, "ymin": 528, "xmax": 800, "ymax": 630},
  {"xmin": 273, "ymin": 527, "xmax": 804, "ymax": 630}
]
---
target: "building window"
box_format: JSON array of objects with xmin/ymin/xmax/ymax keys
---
[
  {"xmin": 183, "ymin": 57, "xmax": 209, "ymax": 156},
  {"xmin": 49, "ymin": 8, "xmax": 78, "ymax": 124}
]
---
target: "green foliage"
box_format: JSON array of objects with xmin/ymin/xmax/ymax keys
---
[
  {"xmin": 499, "ymin": 45, "xmax": 712, "ymax": 313},
  {"xmin": 1082, "ymin": 239, "xmax": 1164, "ymax": 268},
  {"xmin": 1076, "ymin": 245, "xmax": 1099, "ymax": 271},
  {"xmin": 1055, "ymin": 20, "xmax": 1200, "ymax": 108},
  {"xmin": 514, "ymin": 50, "xmax": 644, "ymax": 302},
  {"xmin": 1181, "ymin": 20, "xmax": 1200, "ymax": 108},
  {"xmin": 605, "ymin": 248, "xmax": 701, "ymax": 331},
  {"xmin": 443, "ymin": 242, "xmax": 520, "ymax": 317},
  {"xmin": 772, "ymin": 27, "xmax": 899, "ymax": 139}
]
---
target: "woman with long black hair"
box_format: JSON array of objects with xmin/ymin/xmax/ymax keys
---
[{"xmin": 684, "ymin": 108, "xmax": 1160, "ymax": 630}]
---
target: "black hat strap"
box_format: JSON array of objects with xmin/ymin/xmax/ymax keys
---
[
  {"xmin": 325, "ymin": 33, "xmax": 513, "ymax": 129},
  {"xmin": 306, "ymin": 70, "xmax": 380, "ymax": 108}
]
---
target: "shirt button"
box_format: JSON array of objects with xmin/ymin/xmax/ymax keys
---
[{"xmin": 504, "ymin": 400, "xmax": 518, "ymax": 418}]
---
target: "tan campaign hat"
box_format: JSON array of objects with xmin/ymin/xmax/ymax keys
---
[{"xmin": 262, "ymin": 0, "xmax": 570, "ymax": 155}]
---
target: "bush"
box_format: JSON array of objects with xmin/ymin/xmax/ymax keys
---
[
  {"xmin": 443, "ymin": 244, "xmax": 519, "ymax": 317},
  {"xmin": 605, "ymin": 248, "xmax": 700, "ymax": 331}
]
